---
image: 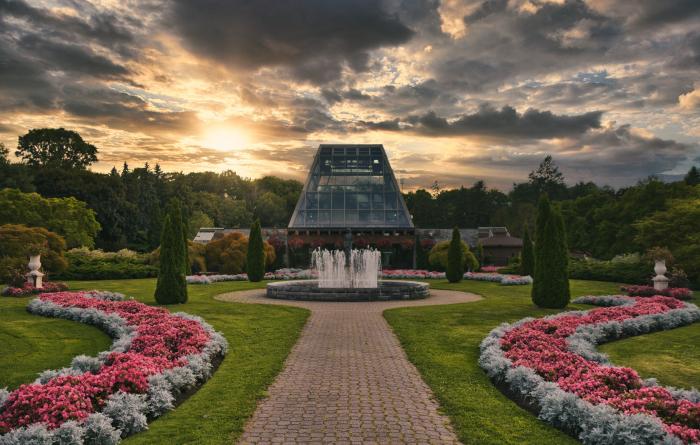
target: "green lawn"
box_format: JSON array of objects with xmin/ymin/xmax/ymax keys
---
[
  {"xmin": 384, "ymin": 279, "xmax": 700, "ymax": 445},
  {"xmin": 600, "ymin": 323, "xmax": 700, "ymax": 390},
  {"xmin": 0, "ymin": 296, "xmax": 112, "ymax": 390},
  {"xmin": 0, "ymin": 279, "xmax": 309, "ymax": 445}
]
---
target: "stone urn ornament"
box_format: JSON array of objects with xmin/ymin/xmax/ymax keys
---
[
  {"xmin": 652, "ymin": 259, "xmax": 669, "ymax": 291},
  {"xmin": 26, "ymin": 254, "xmax": 45, "ymax": 289}
]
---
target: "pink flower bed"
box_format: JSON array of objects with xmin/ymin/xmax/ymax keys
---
[
  {"xmin": 500, "ymin": 296, "xmax": 700, "ymax": 443},
  {"xmin": 0, "ymin": 292, "xmax": 210, "ymax": 433},
  {"xmin": 622, "ymin": 285, "xmax": 693, "ymax": 301},
  {"xmin": 1, "ymin": 282, "xmax": 68, "ymax": 297}
]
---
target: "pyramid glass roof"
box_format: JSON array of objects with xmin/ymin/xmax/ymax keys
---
[{"xmin": 288, "ymin": 145, "xmax": 414, "ymax": 230}]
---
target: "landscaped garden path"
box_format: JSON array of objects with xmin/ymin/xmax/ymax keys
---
[{"xmin": 216, "ymin": 289, "xmax": 481, "ymax": 444}]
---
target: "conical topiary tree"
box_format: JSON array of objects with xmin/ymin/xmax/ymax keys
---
[
  {"xmin": 476, "ymin": 241, "xmax": 484, "ymax": 266},
  {"xmin": 552, "ymin": 208, "xmax": 570, "ymax": 304},
  {"xmin": 165, "ymin": 199, "xmax": 188, "ymax": 303},
  {"xmin": 520, "ymin": 225, "xmax": 534, "ymax": 276},
  {"xmin": 531, "ymin": 195, "xmax": 570, "ymax": 308},
  {"xmin": 446, "ymin": 227, "xmax": 463, "ymax": 283},
  {"xmin": 246, "ymin": 219, "xmax": 265, "ymax": 282},
  {"xmin": 154, "ymin": 214, "xmax": 187, "ymax": 305},
  {"xmin": 531, "ymin": 195, "xmax": 551, "ymax": 305}
]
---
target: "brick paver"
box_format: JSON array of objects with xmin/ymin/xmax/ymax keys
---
[{"xmin": 216, "ymin": 289, "xmax": 481, "ymax": 444}]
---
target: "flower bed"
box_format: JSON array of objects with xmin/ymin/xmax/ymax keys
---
[
  {"xmin": 187, "ymin": 269, "xmax": 533, "ymax": 286},
  {"xmin": 1, "ymin": 282, "xmax": 68, "ymax": 297},
  {"xmin": 479, "ymin": 295, "xmax": 700, "ymax": 444},
  {"xmin": 622, "ymin": 285, "xmax": 693, "ymax": 301},
  {"xmin": 0, "ymin": 291, "xmax": 228, "ymax": 443}
]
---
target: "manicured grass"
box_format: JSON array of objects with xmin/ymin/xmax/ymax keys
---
[
  {"xmin": 0, "ymin": 279, "xmax": 309, "ymax": 445},
  {"xmin": 0, "ymin": 296, "xmax": 112, "ymax": 390},
  {"xmin": 600, "ymin": 311, "xmax": 700, "ymax": 390},
  {"xmin": 384, "ymin": 279, "xmax": 622, "ymax": 445}
]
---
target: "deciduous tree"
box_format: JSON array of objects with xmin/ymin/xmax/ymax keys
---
[{"xmin": 16, "ymin": 128, "xmax": 98, "ymax": 169}]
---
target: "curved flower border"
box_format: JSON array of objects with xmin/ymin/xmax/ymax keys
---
[
  {"xmin": 0, "ymin": 291, "xmax": 228, "ymax": 445},
  {"xmin": 479, "ymin": 295, "xmax": 700, "ymax": 445}
]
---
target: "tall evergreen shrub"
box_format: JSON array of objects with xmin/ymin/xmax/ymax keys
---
[
  {"xmin": 520, "ymin": 225, "xmax": 534, "ymax": 276},
  {"xmin": 446, "ymin": 227, "xmax": 463, "ymax": 283},
  {"xmin": 247, "ymin": 219, "xmax": 265, "ymax": 282},
  {"xmin": 154, "ymin": 214, "xmax": 187, "ymax": 305},
  {"xmin": 531, "ymin": 195, "xmax": 570, "ymax": 308}
]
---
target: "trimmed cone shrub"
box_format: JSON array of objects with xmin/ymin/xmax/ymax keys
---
[
  {"xmin": 154, "ymin": 214, "xmax": 187, "ymax": 305},
  {"xmin": 532, "ymin": 195, "xmax": 570, "ymax": 308},
  {"xmin": 520, "ymin": 225, "xmax": 534, "ymax": 276},
  {"xmin": 446, "ymin": 227, "xmax": 463, "ymax": 283},
  {"xmin": 246, "ymin": 219, "xmax": 265, "ymax": 282}
]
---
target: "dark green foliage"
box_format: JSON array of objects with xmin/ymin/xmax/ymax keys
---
[
  {"xmin": 446, "ymin": 228, "xmax": 463, "ymax": 283},
  {"xmin": 428, "ymin": 240, "xmax": 478, "ymax": 272},
  {"xmin": 55, "ymin": 249, "xmax": 157, "ymax": 281},
  {"xmin": 0, "ymin": 188, "xmax": 100, "ymax": 248},
  {"xmin": 0, "ymin": 257, "xmax": 28, "ymax": 287},
  {"xmin": 568, "ymin": 255, "xmax": 650, "ymax": 285},
  {"xmin": 685, "ymin": 166, "xmax": 700, "ymax": 186},
  {"xmin": 154, "ymin": 214, "xmax": 187, "ymax": 305},
  {"xmin": 16, "ymin": 128, "xmax": 98, "ymax": 169},
  {"xmin": 532, "ymin": 195, "xmax": 570, "ymax": 308},
  {"xmin": 165, "ymin": 199, "xmax": 188, "ymax": 277},
  {"xmin": 476, "ymin": 241, "xmax": 484, "ymax": 264},
  {"xmin": 246, "ymin": 220, "xmax": 265, "ymax": 282},
  {"xmin": 520, "ymin": 226, "xmax": 534, "ymax": 276},
  {"xmin": 0, "ymin": 224, "xmax": 68, "ymax": 279}
]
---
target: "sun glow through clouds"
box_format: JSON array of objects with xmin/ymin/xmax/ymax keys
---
[{"xmin": 200, "ymin": 126, "xmax": 251, "ymax": 151}]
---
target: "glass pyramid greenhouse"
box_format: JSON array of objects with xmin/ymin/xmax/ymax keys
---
[{"xmin": 289, "ymin": 145, "xmax": 414, "ymax": 230}]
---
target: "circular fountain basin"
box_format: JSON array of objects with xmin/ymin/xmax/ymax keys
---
[{"xmin": 266, "ymin": 280, "xmax": 430, "ymax": 302}]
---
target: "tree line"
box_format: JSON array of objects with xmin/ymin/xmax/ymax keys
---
[
  {"xmin": 0, "ymin": 129, "xmax": 302, "ymax": 252},
  {"xmin": 1, "ymin": 128, "xmax": 699, "ymax": 278}
]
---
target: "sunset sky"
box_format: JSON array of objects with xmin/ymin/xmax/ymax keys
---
[{"xmin": 1, "ymin": 0, "xmax": 699, "ymax": 190}]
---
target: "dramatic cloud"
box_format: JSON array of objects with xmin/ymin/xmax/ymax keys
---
[
  {"xmin": 169, "ymin": 0, "xmax": 414, "ymax": 84},
  {"xmin": 361, "ymin": 105, "xmax": 602, "ymax": 139},
  {"xmin": 0, "ymin": 0, "xmax": 698, "ymax": 188}
]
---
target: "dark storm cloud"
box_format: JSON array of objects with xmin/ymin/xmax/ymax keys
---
[
  {"xmin": 61, "ymin": 85, "xmax": 201, "ymax": 135},
  {"xmin": 360, "ymin": 105, "xmax": 602, "ymax": 139},
  {"xmin": 0, "ymin": 0, "xmax": 138, "ymax": 56},
  {"xmin": 324, "ymin": 80, "xmax": 457, "ymax": 115},
  {"xmin": 626, "ymin": 0, "xmax": 700, "ymax": 29},
  {"xmin": 17, "ymin": 34, "xmax": 131, "ymax": 80},
  {"xmin": 169, "ymin": 0, "xmax": 414, "ymax": 84},
  {"xmin": 448, "ymin": 124, "xmax": 695, "ymax": 187},
  {"xmin": 464, "ymin": 0, "xmax": 508, "ymax": 24},
  {"xmin": 0, "ymin": 39, "xmax": 58, "ymax": 112}
]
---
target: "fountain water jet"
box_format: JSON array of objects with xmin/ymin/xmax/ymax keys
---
[{"xmin": 312, "ymin": 248, "xmax": 381, "ymax": 289}]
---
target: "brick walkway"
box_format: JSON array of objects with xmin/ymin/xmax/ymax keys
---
[{"xmin": 216, "ymin": 289, "xmax": 481, "ymax": 444}]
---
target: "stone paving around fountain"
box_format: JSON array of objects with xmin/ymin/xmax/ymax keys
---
[{"xmin": 216, "ymin": 289, "xmax": 481, "ymax": 444}]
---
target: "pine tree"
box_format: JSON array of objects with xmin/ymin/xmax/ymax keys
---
[
  {"xmin": 154, "ymin": 214, "xmax": 187, "ymax": 305},
  {"xmin": 531, "ymin": 195, "xmax": 570, "ymax": 308},
  {"xmin": 446, "ymin": 227, "xmax": 463, "ymax": 283},
  {"xmin": 247, "ymin": 219, "xmax": 265, "ymax": 282},
  {"xmin": 520, "ymin": 225, "xmax": 534, "ymax": 276}
]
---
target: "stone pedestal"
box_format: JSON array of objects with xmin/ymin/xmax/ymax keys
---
[
  {"xmin": 652, "ymin": 259, "xmax": 669, "ymax": 291},
  {"xmin": 26, "ymin": 254, "xmax": 44, "ymax": 289}
]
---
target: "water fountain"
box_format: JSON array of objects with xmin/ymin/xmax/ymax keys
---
[{"xmin": 266, "ymin": 246, "xmax": 430, "ymax": 301}]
